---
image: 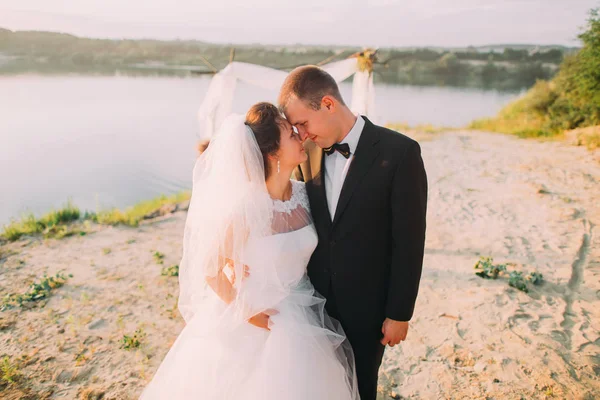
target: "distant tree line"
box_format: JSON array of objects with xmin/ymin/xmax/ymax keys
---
[{"xmin": 0, "ymin": 27, "xmax": 576, "ymax": 91}]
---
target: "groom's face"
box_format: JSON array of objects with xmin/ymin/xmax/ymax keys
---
[{"xmin": 283, "ymin": 96, "xmax": 336, "ymax": 149}]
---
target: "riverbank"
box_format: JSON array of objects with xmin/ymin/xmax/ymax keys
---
[{"xmin": 1, "ymin": 192, "xmax": 191, "ymax": 243}]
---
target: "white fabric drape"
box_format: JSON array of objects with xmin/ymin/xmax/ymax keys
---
[
  {"xmin": 198, "ymin": 58, "xmax": 376, "ymax": 139},
  {"xmin": 350, "ymin": 69, "xmax": 376, "ymax": 117}
]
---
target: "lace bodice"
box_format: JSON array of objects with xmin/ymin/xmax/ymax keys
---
[
  {"xmin": 242, "ymin": 180, "xmax": 317, "ymax": 291},
  {"xmin": 272, "ymin": 180, "xmax": 311, "ymax": 214},
  {"xmin": 270, "ymin": 180, "xmax": 313, "ymax": 235}
]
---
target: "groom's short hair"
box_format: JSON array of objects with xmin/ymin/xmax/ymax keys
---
[{"xmin": 278, "ymin": 65, "xmax": 346, "ymax": 112}]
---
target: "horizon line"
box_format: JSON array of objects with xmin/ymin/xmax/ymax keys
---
[{"xmin": 0, "ymin": 26, "xmax": 582, "ymax": 51}]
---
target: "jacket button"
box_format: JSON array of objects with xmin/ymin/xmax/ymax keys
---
[{"xmin": 330, "ymin": 240, "xmax": 336, "ymax": 246}]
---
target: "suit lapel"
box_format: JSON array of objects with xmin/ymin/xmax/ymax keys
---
[{"xmin": 332, "ymin": 119, "xmax": 380, "ymax": 228}]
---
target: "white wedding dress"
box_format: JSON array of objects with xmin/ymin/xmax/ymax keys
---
[{"xmin": 140, "ymin": 179, "xmax": 358, "ymax": 399}]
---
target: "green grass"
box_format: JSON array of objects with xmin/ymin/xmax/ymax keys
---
[
  {"xmin": 469, "ymin": 85, "xmax": 600, "ymax": 146},
  {"xmin": 1, "ymin": 201, "xmax": 80, "ymax": 241},
  {"xmin": 86, "ymin": 191, "xmax": 190, "ymax": 227},
  {"xmin": 468, "ymin": 80, "xmax": 556, "ymax": 138},
  {"xmin": 1, "ymin": 191, "xmax": 191, "ymax": 242}
]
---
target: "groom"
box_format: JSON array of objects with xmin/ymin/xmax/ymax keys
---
[{"xmin": 279, "ymin": 66, "xmax": 428, "ymax": 400}]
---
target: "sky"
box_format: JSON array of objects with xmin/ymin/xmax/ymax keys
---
[{"xmin": 0, "ymin": 0, "xmax": 598, "ymax": 47}]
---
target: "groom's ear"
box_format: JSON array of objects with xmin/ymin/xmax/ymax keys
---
[{"xmin": 322, "ymin": 96, "xmax": 335, "ymax": 112}]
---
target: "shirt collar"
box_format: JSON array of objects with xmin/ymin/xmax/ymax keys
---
[{"xmin": 340, "ymin": 114, "xmax": 365, "ymax": 155}]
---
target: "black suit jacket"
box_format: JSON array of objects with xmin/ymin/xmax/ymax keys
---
[{"xmin": 294, "ymin": 116, "xmax": 427, "ymax": 335}]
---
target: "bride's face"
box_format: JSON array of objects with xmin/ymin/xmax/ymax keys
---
[{"xmin": 275, "ymin": 118, "xmax": 308, "ymax": 169}]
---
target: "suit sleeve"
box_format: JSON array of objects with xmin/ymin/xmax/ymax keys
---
[{"xmin": 386, "ymin": 140, "xmax": 428, "ymax": 321}]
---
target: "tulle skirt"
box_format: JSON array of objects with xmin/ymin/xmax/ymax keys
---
[{"xmin": 139, "ymin": 276, "xmax": 358, "ymax": 400}]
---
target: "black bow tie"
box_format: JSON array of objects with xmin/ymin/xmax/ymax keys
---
[{"xmin": 324, "ymin": 143, "xmax": 351, "ymax": 159}]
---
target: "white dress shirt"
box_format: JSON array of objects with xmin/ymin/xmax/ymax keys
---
[{"xmin": 324, "ymin": 115, "xmax": 365, "ymax": 220}]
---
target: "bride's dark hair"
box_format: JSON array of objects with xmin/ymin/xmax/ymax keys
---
[{"xmin": 245, "ymin": 102, "xmax": 283, "ymax": 178}]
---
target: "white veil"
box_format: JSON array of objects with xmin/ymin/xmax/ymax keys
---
[
  {"xmin": 164, "ymin": 114, "xmax": 359, "ymax": 399},
  {"xmin": 178, "ymin": 114, "xmax": 284, "ymax": 325}
]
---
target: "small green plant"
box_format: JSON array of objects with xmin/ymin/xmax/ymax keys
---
[
  {"xmin": 161, "ymin": 264, "xmax": 179, "ymax": 277},
  {"xmin": 102, "ymin": 248, "xmax": 112, "ymax": 255},
  {"xmin": 527, "ymin": 271, "xmax": 544, "ymax": 285},
  {"xmin": 153, "ymin": 251, "xmax": 165, "ymax": 265},
  {"xmin": 509, "ymin": 271, "xmax": 528, "ymax": 292},
  {"xmin": 120, "ymin": 328, "xmax": 145, "ymax": 350},
  {"xmin": 74, "ymin": 348, "xmax": 90, "ymax": 365},
  {"xmin": 0, "ymin": 356, "xmax": 21, "ymax": 384},
  {"xmin": 1, "ymin": 272, "xmax": 72, "ymax": 311},
  {"xmin": 541, "ymin": 384, "xmax": 555, "ymax": 397},
  {"xmin": 474, "ymin": 257, "xmax": 507, "ymax": 279},
  {"xmin": 474, "ymin": 257, "xmax": 544, "ymax": 293}
]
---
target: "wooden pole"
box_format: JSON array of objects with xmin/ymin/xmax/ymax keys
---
[
  {"xmin": 229, "ymin": 47, "xmax": 236, "ymax": 64},
  {"xmin": 198, "ymin": 54, "xmax": 218, "ymax": 73},
  {"xmin": 316, "ymin": 52, "xmax": 340, "ymax": 66}
]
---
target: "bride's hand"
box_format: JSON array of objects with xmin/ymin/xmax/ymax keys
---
[
  {"xmin": 248, "ymin": 309, "xmax": 278, "ymax": 331},
  {"xmin": 227, "ymin": 259, "xmax": 250, "ymax": 285}
]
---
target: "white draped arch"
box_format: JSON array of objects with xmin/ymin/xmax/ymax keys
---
[{"xmin": 197, "ymin": 57, "xmax": 377, "ymax": 139}]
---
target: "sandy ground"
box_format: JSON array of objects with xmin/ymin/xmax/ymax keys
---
[{"xmin": 0, "ymin": 130, "xmax": 598, "ymax": 399}]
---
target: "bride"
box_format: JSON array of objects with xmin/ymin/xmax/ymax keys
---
[{"xmin": 139, "ymin": 102, "xmax": 359, "ymax": 399}]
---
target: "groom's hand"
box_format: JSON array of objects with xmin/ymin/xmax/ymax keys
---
[{"xmin": 381, "ymin": 318, "xmax": 409, "ymax": 347}]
